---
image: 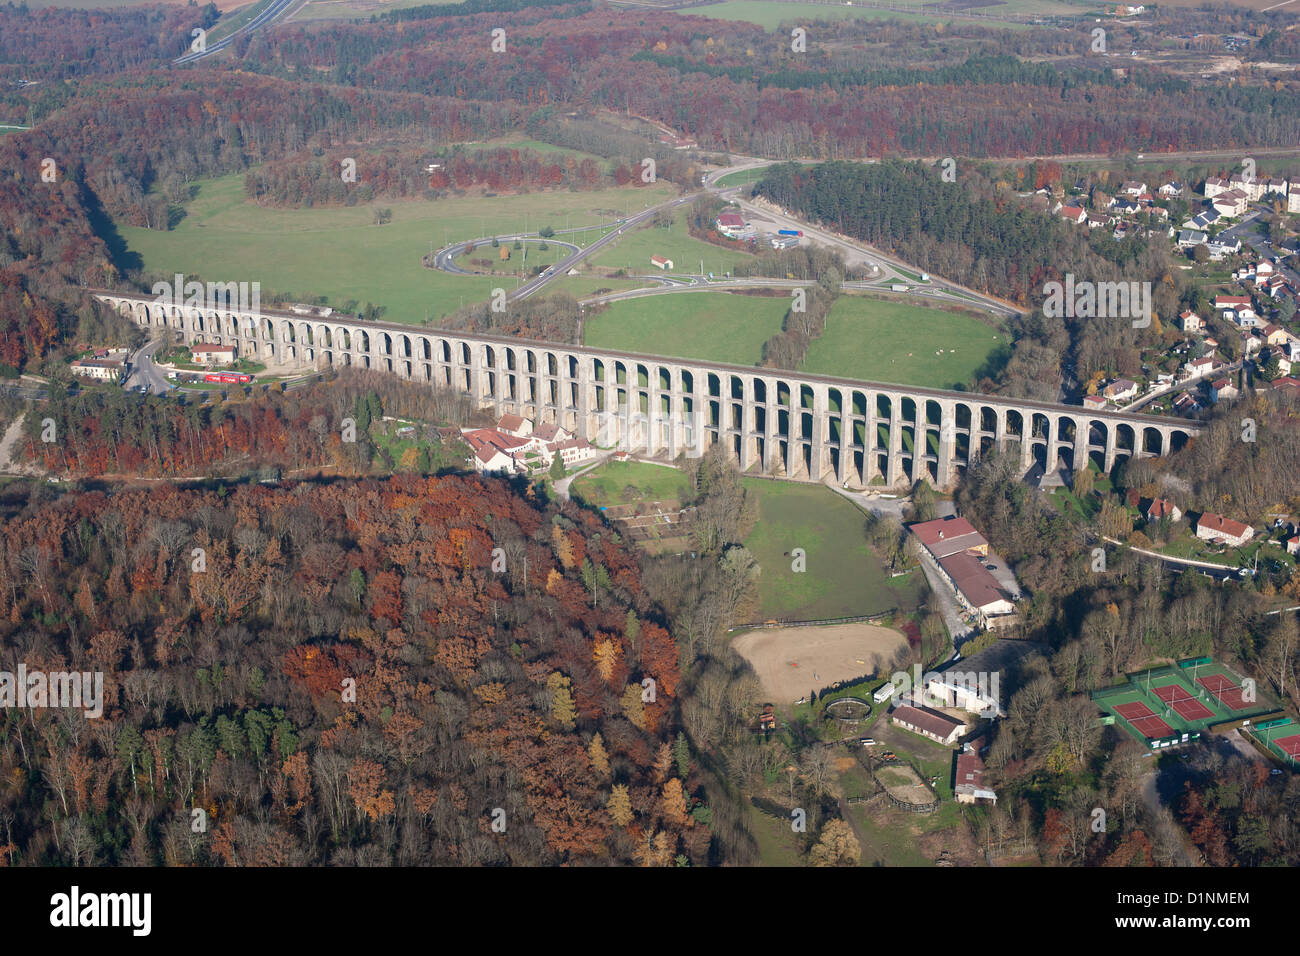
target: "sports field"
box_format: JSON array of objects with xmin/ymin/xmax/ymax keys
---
[
  {"xmin": 1250, "ymin": 719, "xmax": 1300, "ymax": 768},
  {"xmin": 582, "ymin": 291, "xmax": 789, "ymax": 366},
  {"xmin": 115, "ymin": 171, "xmax": 676, "ymax": 326},
  {"xmin": 733, "ymin": 621, "xmax": 908, "ymax": 703},
  {"xmin": 801, "ymin": 296, "xmax": 1010, "ymax": 390},
  {"xmin": 741, "ymin": 478, "xmax": 927, "ymax": 622},
  {"xmin": 1093, "ymin": 658, "xmax": 1275, "ymax": 748}
]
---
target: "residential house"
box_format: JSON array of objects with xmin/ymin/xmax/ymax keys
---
[
  {"xmin": 1262, "ymin": 324, "xmax": 1289, "ymax": 347},
  {"xmin": 1210, "ymin": 377, "xmax": 1239, "ymax": 403},
  {"xmin": 1178, "ymin": 229, "xmax": 1208, "ymax": 249},
  {"xmin": 1203, "ymin": 176, "xmax": 1230, "ymax": 198},
  {"xmin": 1289, "ymin": 186, "xmax": 1300, "ymax": 214},
  {"xmin": 1288, "ymin": 536, "xmax": 1300, "ymax": 557},
  {"xmin": 1207, "ymin": 235, "xmax": 1242, "ymax": 259},
  {"xmin": 1196, "ymin": 512, "xmax": 1255, "ymax": 548},
  {"xmin": 1121, "ymin": 181, "xmax": 1148, "ymax": 197},
  {"xmin": 1102, "ymin": 379, "xmax": 1139, "ymax": 402},
  {"xmin": 1159, "ymin": 181, "xmax": 1185, "ymax": 198},
  {"xmin": 1146, "ymin": 498, "xmax": 1183, "ymax": 523},
  {"xmin": 69, "ymin": 359, "xmax": 124, "ymax": 382},
  {"xmin": 1264, "ymin": 178, "xmax": 1290, "ymax": 198},
  {"xmin": 546, "ymin": 436, "xmax": 598, "ymax": 468},
  {"xmin": 1214, "ymin": 295, "xmax": 1252, "ymax": 310},
  {"xmin": 1060, "ymin": 205, "xmax": 1088, "ymax": 225},
  {"xmin": 1228, "ymin": 173, "xmax": 1263, "ymax": 201},
  {"xmin": 1179, "ymin": 309, "xmax": 1205, "ymax": 333},
  {"xmin": 1212, "ymin": 189, "xmax": 1249, "ymax": 218},
  {"xmin": 497, "ymin": 414, "xmax": 533, "ymax": 438},
  {"xmin": 191, "ymin": 344, "xmax": 236, "ymax": 366},
  {"xmin": 462, "ymin": 428, "xmax": 530, "ymax": 474},
  {"xmin": 1184, "ymin": 355, "xmax": 1216, "ymax": 379},
  {"xmin": 1270, "ymin": 376, "xmax": 1300, "ymax": 397},
  {"xmin": 1172, "ymin": 391, "xmax": 1200, "ymax": 413},
  {"xmin": 1083, "ymin": 394, "xmax": 1107, "ymax": 410}
]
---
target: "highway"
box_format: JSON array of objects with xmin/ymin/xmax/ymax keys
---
[
  {"xmin": 427, "ymin": 157, "xmax": 1019, "ymax": 318},
  {"xmin": 510, "ymin": 194, "xmax": 700, "ymax": 301},
  {"xmin": 173, "ymin": 0, "xmax": 299, "ymax": 65}
]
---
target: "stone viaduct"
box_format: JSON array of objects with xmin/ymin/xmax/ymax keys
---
[{"xmin": 92, "ymin": 289, "xmax": 1203, "ymax": 490}]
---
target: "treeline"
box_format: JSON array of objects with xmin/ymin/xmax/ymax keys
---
[
  {"xmin": 382, "ymin": 0, "xmax": 587, "ymax": 22},
  {"xmin": 526, "ymin": 110, "xmax": 701, "ymax": 188},
  {"xmin": 244, "ymin": 145, "xmax": 610, "ymax": 209},
  {"xmin": 439, "ymin": 292, "xmax": 582, "ymax": 344},
  {"xmin": 760, "ymin": 283, "xmax": 837, "ymax": 371},
  {"xmin": 0, "ymin": 473, "xmax": 700, "ymax": 865},
  {"xmin": 631, "ymin": 52, "xmax": 1093, "ymax": 94},
  {"xmin": 18, "ymin": 369, "xmax": 483, "ymax": 479},
  {"xmin": 0, "ymin": 3, "xmax": 215, "ymax": 77},
  {"xmin": 227, "ymin": 10, "xmax": 1300, "ymax": 159}
]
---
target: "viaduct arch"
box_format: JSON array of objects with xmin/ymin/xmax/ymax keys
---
[{"xmin": 92, "ymin": 290, "xmax": 1202, "ymax": 491}]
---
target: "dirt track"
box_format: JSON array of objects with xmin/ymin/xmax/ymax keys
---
[{"xmin": 733, "ymin": 622, "xmax": 908, "ymax": 703}]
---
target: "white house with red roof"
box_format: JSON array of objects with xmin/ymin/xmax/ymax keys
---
[
  {"xmin": 1060, "ymin": 205, "xmax": 1088, "ymax": 225},
  {"xmin": 1196, "ymin": 512, "xmax": 1254, "ymax": 548}
]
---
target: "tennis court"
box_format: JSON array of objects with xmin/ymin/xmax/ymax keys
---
[
  {"xmin": 1114, "ymin": 701, "xmax": 1175, "ymax": 740},
  {"xmin": 1272, "ymin": 734, "xmax": 1300, "ymax": 760},
  {"xmin": 1151, "ymin": 683, "xmax": 1215, "ymax": 722},
  {"xmin": 1249, "ymin": 719, "xmax": 1300, "ymax": 768},
  {"xmin": 1197, "ymin": 673, "xmax": 1254, "ymax": 711}
]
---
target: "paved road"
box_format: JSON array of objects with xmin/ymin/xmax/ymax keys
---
[
  {"xmin": 511, "ymin": 195, "xmax": 700, "ymax": 301},
  {"xmin": 551, "ymin": 451, "xmax": 615, "ymax": 501},
  {"xmin": 425, "ymin": 156, "xmax": 1020, "ymax": 319},
  {"xmin": 1220, "ymin": 209, "xmax": 1300, "ymax": 287},
  {"xmin": 173, "ymin": 0, "xmax": 299, "ymax": 65},
  {"xmin": 434, "ymin": 235, "xmax": 580, "ymax": 277},
  {"xmin": 126, "ymin": 338, "xmax": 175, "ymax": 395}
]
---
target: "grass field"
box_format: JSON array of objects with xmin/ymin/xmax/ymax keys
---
[
  {"xmin": 293, "ymin": 0, "xmax": 455, "ymax": 20},
  {"xmin": 741, "ymin": 479, "xmax": 927, "ymax": 622},
  {"xmin": 551, "ymin": 276, "xmax": 657, "ymax": 300},
  {"xmin": 115, "ymin": 172, "xmax": 676, "ymax": 326},
  {"xmin": 582, "ymin": 291, "xmax": 788, "ymax": 366},
  {"xmin": 801, "ymin": 296, "xmax": 1009, "ymax": 390},
  {"xmin": 588, "ymin": 208, "xmax": 755, "ymax": 276},
  {"xmin": 569, "ymin": 460, "xmax": 691, "ymax": 508},
  {"xmin": 712, "ymin": 166, "xmax": 772, "ymax": 189}
]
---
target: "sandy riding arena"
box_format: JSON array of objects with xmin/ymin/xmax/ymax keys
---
[{"xmin": 733, "ymin": 622, "xmax": 909, "ymax": 703}]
